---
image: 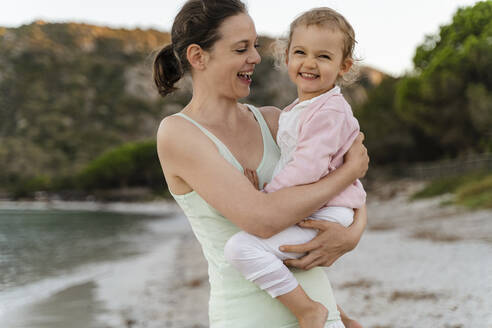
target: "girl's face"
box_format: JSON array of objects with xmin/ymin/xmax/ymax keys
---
[
  {"xmin": 286, "ymin": 24, "xmax": 352, "ymax": 102},
  {"xmin": 203, "ymin": 13, "xmax": 261, "ymax": 100}
]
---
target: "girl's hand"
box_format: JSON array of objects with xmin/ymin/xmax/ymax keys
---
[
  {"xmin": 344, "ymin": 132, "xmax": 369, "ymax": 179},
  {"xmin": 244, "ymin": 168, "xmax": 260, "ymax": 190},
  {"xmin": 280, "ymin": 206, "xmax": 367, "ymax": 270}
]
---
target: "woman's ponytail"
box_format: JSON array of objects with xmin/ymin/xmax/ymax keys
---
[{"xmin": 153, "ymin": 43, "xmax": 183, "ymax": 97}]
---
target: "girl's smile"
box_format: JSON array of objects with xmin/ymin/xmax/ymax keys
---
[{"xmin": 298, "ymin": 72, "xmax": 320, "ymax": 80}]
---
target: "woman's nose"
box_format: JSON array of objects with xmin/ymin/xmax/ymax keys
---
[{"xmin": 248, "ymin": 47, "xmax": 261, "ymax": 64}]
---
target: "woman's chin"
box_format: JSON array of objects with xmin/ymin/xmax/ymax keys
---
[{"xmin": 234, "ymin": 87, "xmax": 251, "ymax": 99}]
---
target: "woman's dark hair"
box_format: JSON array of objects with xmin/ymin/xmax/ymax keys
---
[{"xmin": 153, "ymin": 0, "xmax": 247, "ymax": 97}]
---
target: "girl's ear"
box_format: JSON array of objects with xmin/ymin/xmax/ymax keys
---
[
  {"xmin": 339, "ymin": 57, "xmax": 353, "ymax": 76},
  {"xmin": 187, "ymin": 44, "xmax": 209, "ymax": 70},
  {"xmin": 285, "ymin": 49, "xmax": 289, "ymax": 66}
]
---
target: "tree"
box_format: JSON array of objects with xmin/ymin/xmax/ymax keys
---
[{"xmin": 396, "ymin": 1, "xmax": 492, "ymax": 157}]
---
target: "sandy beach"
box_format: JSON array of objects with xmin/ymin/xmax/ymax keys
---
[
  {"xmin": 144, "ymin": 181, "xmax": 492, "ymax": 328},
  {"xmin": 1, "ymin": 182, "xmax": 491, "ymax": 328}
]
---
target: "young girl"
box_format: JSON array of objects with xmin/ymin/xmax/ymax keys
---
[{"xmin": 224, "ymin": 8, "xmax": 366, "ymax": 328}]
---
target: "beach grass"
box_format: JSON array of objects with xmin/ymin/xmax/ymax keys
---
[
  {"xmin": 411, "ymin": 170, "xmax": 492, "ymax": 209},
  {"xmin": 455, "ymin": 175, "xmax": 492, "ymax": 209}
]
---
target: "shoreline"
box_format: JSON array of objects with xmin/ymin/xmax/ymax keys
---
[
  {"xmin": 0, "ymin": 211, "xmax": 192, "ymax": 328},
  {"xmin": 0, "ymin": 199, "xmax": 180, "ymax": 216}
]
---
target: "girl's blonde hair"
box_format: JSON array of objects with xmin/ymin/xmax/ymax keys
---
[{"xmin": 273, "ymin": 7, "xmax": 359, "ymax": 86}]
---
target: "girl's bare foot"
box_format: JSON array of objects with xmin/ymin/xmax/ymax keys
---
[
  {"xmin": 338, "ymin": 305, "xmax": 362, "ymax": 328},
  {"xmin": 297, "ymin": 301, "xmax": 328, "ymax": 328},
  {"xmin": 344, "ymin": 318, "xmax": 363, "ymax": 328}
]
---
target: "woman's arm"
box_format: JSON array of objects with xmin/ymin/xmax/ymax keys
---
[{"xmin": 157, "ymin": 115, "xmax": 368, "ymax": 239}]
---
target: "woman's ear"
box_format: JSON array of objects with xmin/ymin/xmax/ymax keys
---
[
  {"xmin": 187, "ymin": 44, "xmax": 208, "ymax": 70},
  {"xmin": 339, "ymin": 57, "xmax": 353, "ymax": 76},
  {"xmin": 285, "ymin": 49, "xmax": 289, "ymax": 66}
]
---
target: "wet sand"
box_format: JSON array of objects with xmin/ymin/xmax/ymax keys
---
[{"xmin": 4, "ymin": 281, "xmax": 106, "ymax": 328}]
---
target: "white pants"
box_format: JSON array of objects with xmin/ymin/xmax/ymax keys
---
[{"xmin": 224, "ymin": 206, "xmax": 354, "ymax": 298}]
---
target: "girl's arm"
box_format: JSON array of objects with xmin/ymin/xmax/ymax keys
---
[
  {"xmin": 157, "ymin": 115, "xmax": 368, "ymax": 239},
  {"xmin": 265, "ymin": 104, "xmax": 347, "ymax": 193}
]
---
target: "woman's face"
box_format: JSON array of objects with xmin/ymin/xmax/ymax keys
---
[{"xmin": 203, "ymin": 13, "xmax": 261, "ymax": 100}]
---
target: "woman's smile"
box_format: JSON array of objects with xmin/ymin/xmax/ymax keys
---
[{"xmin": 237, "ymin": 71, "xmax": 253, "ymax": 84}]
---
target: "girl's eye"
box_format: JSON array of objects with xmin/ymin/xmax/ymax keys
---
[
  {"xmin": 320, "ymin": 55, "xmax": 331, "ymax": 60},
  {"xmin": 294, "ymin": 50, "xmax": 305, "ymax": 55}
]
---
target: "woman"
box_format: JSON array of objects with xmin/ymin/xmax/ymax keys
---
[{"xmin": 154, "ymin": 1, "xmax": 368, "ymax": 327}]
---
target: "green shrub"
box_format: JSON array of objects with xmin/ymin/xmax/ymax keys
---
[
  {"xmin": 11, "ymin": 175, "xmax": 52, "ymax": 199},
  {"xmin": 77, "ymin": 140, "xmax": 166, "ymax": 191}
]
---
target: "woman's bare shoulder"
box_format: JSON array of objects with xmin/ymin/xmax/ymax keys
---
[
  {"xmin": 157, "ymin": 115, "xmax": 189, "ymax": 149},
  {"xmin": 158, "ymin": 114, "xmax": 188, "ymax": 137},
  {"xmin": 258, "ymin": 105, "xmax": 281, "ymax": 119},
  {"xmin": 156, "ymin": 114, "xmax": 215, "ymax": 168},
  {"xmin": 257, "ymin": 106, "xmax": 281, "ymax": 139}
]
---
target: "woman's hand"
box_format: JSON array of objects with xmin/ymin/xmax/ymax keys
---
[
  {"xmin": 280, "ymin": 205, "xmax": 367, "ymax": 270},
  {"xmin": 280, "ymin": 220, "xmax": 354, "ymax": 269},
  {"xmin": 344, "ymin": 132, "xmax": 369, "ymax": 179}
]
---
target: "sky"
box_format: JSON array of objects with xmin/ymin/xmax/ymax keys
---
[{"xmin": 0, "ymin": 0, "xmax": 482, "ymax": 76}]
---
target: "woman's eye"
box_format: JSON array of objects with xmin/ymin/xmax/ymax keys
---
[
  {"xmin": 254, "ymin": 44, "xmax": 260, "ymax": 49},
  {"xmin": 236, "ymin": 49, "xmax": 247, "ymax": 53}
]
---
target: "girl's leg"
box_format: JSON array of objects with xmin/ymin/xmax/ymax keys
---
[
  {"xmin": 224, "ymin": 224, "xmax": 328, "ymax": 328},
  {"xmin": 224, "ymin": 223, "xmax": 317, "ymax": 297}
]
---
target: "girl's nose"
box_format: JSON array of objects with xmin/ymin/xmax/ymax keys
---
[{"xmin": 303, "ymin": 56, "xmax": 316, "ymax": 68}]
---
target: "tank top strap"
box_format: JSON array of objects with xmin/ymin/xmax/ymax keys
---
[{"xmin": 172, "ymin": 112, "xmax": 243, "ymax": 170}]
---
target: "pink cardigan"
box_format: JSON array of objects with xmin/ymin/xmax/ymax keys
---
[{"xmin": 264, "ymin": 88, "xmax": 366, "ymax": 209}]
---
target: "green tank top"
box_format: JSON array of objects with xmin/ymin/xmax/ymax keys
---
[{"xmin": 170, "ymin": 105, "xmax": 340, "ymax": 328}]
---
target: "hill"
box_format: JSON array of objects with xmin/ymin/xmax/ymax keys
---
[{"xmin": 0, "ymin": 21, "xmax": 387, "ymax": 193}]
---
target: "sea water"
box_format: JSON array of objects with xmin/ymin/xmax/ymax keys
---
[{"xmin": 0, "ymin": 207, "xmax": 188, "ymax": 328}]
